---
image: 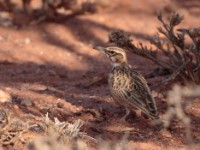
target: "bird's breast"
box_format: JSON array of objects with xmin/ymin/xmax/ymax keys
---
[{"xmin": 108, "ymin": 70, "xmax": 132, "ymax": 91}]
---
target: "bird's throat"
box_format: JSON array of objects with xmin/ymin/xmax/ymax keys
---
[{"xmin": 112, "ymin": 61, "xmax": 128, "ymax": 68}]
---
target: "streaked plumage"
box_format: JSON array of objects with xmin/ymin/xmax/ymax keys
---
[{"xmin": 95, "ymin": 46, "xmax": 160, "ymax": 121}]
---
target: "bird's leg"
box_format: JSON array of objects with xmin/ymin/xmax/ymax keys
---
[{"xmin": 120, "ymin": 107, "xmax": 130, "ymax": 121}]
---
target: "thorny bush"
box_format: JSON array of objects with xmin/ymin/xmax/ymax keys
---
[{"xmin": 109, "ymin": 12, "xmax": 200, "ymax": 86}]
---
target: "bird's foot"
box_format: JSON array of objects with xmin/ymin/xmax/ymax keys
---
[{"xmin": 119, "ymin": 108, "xmax": 130, "ymax": 122}]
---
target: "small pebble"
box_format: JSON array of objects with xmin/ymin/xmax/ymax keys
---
[
  {"xmin": 152, "ymin": 90, "xmax": 158, "ymax": 97},
  {"xmin": 58, "ymin": 72, "xmax": 68, "ymax": 78},
  {"xmin": 20, "ymin": 99, "xmax": 34, "ymax": 107},
  {"xmin": 13, "ymin": 104, "xmax": 19, "ymax": 110},
  {"xmin": 24, "ymin": 38, "xmax": 31, "ymax": 44},
  {"xmin": 57, "ymin": 102, "xmax": 64, "ymax": 108},
  {"xmin": 158, "ymin": 93, "xmax": 164, "ymax": 99},
  {"xmin": 29, "ymin": 125, "xmax": 44, "ymax": 132},
  {"xmin": 40, "ymin": 108, "xmax": 51, "ymax": 114},
  {"xmin": 161, "ymin": 128, "xmax": 172, "ymax": 138},
  {"xmin": 0, "ymin": 90, "xmax": 12, "ymax": 103}
]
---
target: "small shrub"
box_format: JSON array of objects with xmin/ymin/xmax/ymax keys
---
[{"xmin": 108, "ymin": 12, "xmax": 200, "ymax": 86}]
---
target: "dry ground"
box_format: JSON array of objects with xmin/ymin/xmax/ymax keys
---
[{"xmin": 0, "ymin": 0, "xmax": 200, "ymax": 150}]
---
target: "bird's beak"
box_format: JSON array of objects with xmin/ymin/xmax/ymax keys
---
[{"xmin": 93, "ymin": 46, "xmax": 106, "ymax": 53}]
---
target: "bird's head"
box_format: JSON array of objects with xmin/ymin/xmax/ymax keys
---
[{"xmin": 94, "ymin": 46, "xmax": 128, "ymax": 67}]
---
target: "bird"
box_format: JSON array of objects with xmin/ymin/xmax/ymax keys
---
[{"xmin": 94, "ymin": 46, "xmax": 160, "ymax": 123}]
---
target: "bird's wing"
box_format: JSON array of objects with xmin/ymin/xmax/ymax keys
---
[{"xmin": 121, "ymin": 70, "xmax": 159, "ymax": 119}]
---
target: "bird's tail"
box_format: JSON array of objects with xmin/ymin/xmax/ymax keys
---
[{"xmin": 146, "ymin": 94, "xmax": 161, "ymax": 120}]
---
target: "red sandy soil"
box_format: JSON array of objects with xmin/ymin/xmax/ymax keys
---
[{"xmin": 0, "ymin": 0, "xmax": 200, "ymax": 150}]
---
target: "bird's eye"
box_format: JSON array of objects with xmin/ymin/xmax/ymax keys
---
[{"xmin": 108, "ymin": 51, "xmax": 115, "ymax": 55}]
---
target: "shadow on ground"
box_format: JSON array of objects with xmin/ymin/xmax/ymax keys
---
[{"xmin": 0, "ymin": 1, "xmax": 200, "ymax": 149}]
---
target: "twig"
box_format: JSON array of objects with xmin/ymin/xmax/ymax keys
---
[{"xmin": 151, "ymin": 61, "xmax": 189, "ymax": 89}]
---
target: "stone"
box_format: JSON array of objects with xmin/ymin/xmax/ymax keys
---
[
  {"xmin": 24, "ymin": 38, "xmax": 31, "ymax": 44},
  {"xmin": 20, "ymin": 99, "xmax": 34, "ymax": 107},
  {"xmin": 0, "ymin": 90, "xmax": 12, "ymax": 103},
  {"xmin": 57, "ymin": 102, "xmax": 64, "ymax": 108}
]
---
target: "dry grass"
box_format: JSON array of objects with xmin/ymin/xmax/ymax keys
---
[
  {"xmin": 0, "ymin": 109, "xmax": 29, "ymax": 146},
  {"xmin": 1, "ymin": 86, "xmax": 199, "ymax": 150},
  {"xmin": 163, "ymin": 84, "xmax": 200, "ymax": 150},
  {"xmin": 28, "ymin": 114, "xmax": 132, "ymax": 150},
  {"xmin": 28, "ymin": 113, "xmax": 95, "ymax": 150},
  {"xmin": 40, "ymin": 113, "xmax": 96, "ymax": 143}
]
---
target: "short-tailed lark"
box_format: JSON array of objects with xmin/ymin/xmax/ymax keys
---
[{"xmin": 94, "ymin": 46, "xmax": 160, "ymax": 123}]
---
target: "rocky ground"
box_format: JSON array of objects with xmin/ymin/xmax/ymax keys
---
[{"xmin": 0, "ymin": 0, "xmax": 200, "ymax": 150}]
